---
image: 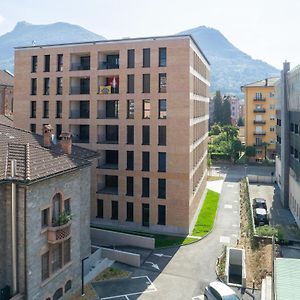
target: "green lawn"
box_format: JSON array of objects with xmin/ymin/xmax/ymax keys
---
[
  {"xmin": 91, "ymin": 225, "xmax": 198, "ymax": 248},
  {"xmin": 192, "ymin": 189, "xmax": 220, "ymax": 237}
]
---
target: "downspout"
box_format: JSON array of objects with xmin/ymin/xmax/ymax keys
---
[{"xmin": 11, "ymin": 159, "xmax": 18, "ymax": 295}]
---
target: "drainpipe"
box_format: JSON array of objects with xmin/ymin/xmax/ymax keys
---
[{"xmin": 11, "ymin": 159, "xmax": 18, "ymax": 295}]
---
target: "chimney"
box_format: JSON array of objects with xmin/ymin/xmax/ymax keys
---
[
  {"xmin": 43, "ymin": 124, "xmax": 53, "ymax": 148},
  {"xmin": 265, "ymin": 78, "xmax": 268, "ymax": 86},
  {"xmin": 60, "ymin": 132, "xmax": 72, "ymax": 155}
]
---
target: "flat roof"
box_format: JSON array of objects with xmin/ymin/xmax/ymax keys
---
[
  {"xmin": 14, "ymin": 34, "xmax": 210, "ymax": 65},
  {"xmin": 275, "ymin": 258, "xmax": 300, "ymax": 300}
]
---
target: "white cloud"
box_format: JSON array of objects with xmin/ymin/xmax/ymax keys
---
[{"xmin": 0, "ymin": 15, "xmax": 5, "ymax": 24}]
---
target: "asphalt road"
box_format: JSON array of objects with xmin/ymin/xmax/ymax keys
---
[{"xmin": 94, "ymin": 165, "xmax": 247, "ymax": 300}]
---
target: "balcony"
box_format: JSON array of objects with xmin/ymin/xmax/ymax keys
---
[
  {"xmin": 253, "ymin": 97, "xmax": 266, "ymax": 101},
  {"xmin": 97, "ymin": 125, "xmax": 119, "ymax": 144},
  {"xmin": 253, "ymin": 132, "xmax": 266, "ymax": 136},
  {"xmin": 47, "ymin": 222, "xmax": 71, "ymax": 244},
  {"xmin": 70, "ymin": 124, "xmax": 90, "ymax": 143},
  {"xmin": 98, "ymin": 76, "xmax": 119, "ymax": 94},
  {"xmin": 69, "ymin": 101, "xmax": 90, "ymax": 119},
  {"xmin": 70, "ymin": 86, "xmax": 89, "ymax": 95},
  {"xmin": 98, "ymin": 53, "xmax": 119, "ymax": 70},
  {"xmin": 253, "ymin": 120, "xmax": 266, "ymax": 124},
  {"xmin": 70, "ymin": 54, "xmax": 90, "ymax": 71},
  {"xmin": 97, "ymin": 100, "xmax": 119, "ymax": 119},
  {"xmin": 97, "ymin": 186, "xmax": 118, "ymax": 195},
  {"xmin": 253, "ymin": 108, "xmax": 266, "ymax": 113},
  {"xmin": 97, "ymin": 150, "xmax": 118, "ymax": 169}
]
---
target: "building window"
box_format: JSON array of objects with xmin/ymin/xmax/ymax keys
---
[
  {"xmin": 142, "ymin": 151, "xmax": 150, "ymax": 171},
  {"xmin": 142, "ymin": 177, "xmax": 150, "ymax": 197},
  {"xmin": 143, "ymin": 99, "xmax": 150, "ymax": 119},
  {"xmin": 97, "ymin": 199, "xmax": 103, "ymax": 218},
  {"xmin": 127, "ymin": 100, "xmax": 134, "ymax": 119},
  {"xmin": 255, "ymin": 92, "xmax": 262, "ymax": 100},
  {"xmin": 270, "ymin": 127, "xmax": 275, "ymax": 132},
  {"xmin": 56, "ymin": 77, "xmax": 63, "ymax": 95},
  {"xmin": 127, "ymin": 151, "xmax": 134, "ymax": 170},
  {"xmin": 44, "ymin": 55, "xmax": 50, "ymax": 72},
  {"xmin": 143, "ymin": 74, "xmax": 150, "ymax": 93},
  {"xmin": 142, "ymin": 125, "xmax": 150, "ymax": 145},
  {"xmin": 158, "ymin": 205, "xmax": 166, "ymax": 225},
  {"xmin": 295, "ymin": 149, "xmax": 299, "ymax": 159},
  {"xmin": 44, "ymin": 78, "xmax": 50, "ymax": 95},
  {"xmin": 158, "ymin": 178, "xmax": 166, "ymax": 199},
  {"xmin": 143, "ymin": 48, "xmax": 150, "ymax": 67},
  {"xmin": 291, "ymin": 123, "xmax": 295, "ymax": 132},
  {"xmin": 56, "ymin": 101, "xmax": 62, "ymax": 118},
  {"xmin": 106, "ymin": 125, "xmax": 119, "ymax": 143},
  {"xmin": 127, "ymin": 74, "xmax": 134, "ymax": 93},
  {"xmin": 158, "ymin": 99, "xmax": 167, "ymax": 119},
  {"xmin": 41, "ymin": 252, "xmax": 50, "ymax": 281},
  {"xmin": 30, "ymin": 123, "xmax": 36, "ymax": 133},
  {"xmin": 31, "ymin": 55, "xmax": 37, "ymax": 73},
  {"xmin": 41, "ymin": 208, "xmax": 49, "ymax": 228},
  {"xmin": 111, "ymin": 201, "xmax": 118, "ymax": 220},
  {"xmin": 30, "ymin": 101, "xmax": 36, "ymax": 118},
  {"xmin": 106, "ymin": 100, "xmax": 119, "ymax": 118},
  {"xmin": 53, "ymin": 288, "xmax": 63, "ymax": 300},
  {"xmin": 64, "ymin": 199, "xmax": 71, "ymax": 214},
  {"xmin": 159, "ymin": 48, "xmax": 167, "ymax": 67},
  {"xmin": 126, "ymin": 202, "xmax": 134, "ymax": 222},
  {"xmin": 52, "ymin": 244, "xmax": 62, "ymax": 273},
  {"xmin": 159, "ymin": 73, "xmax": 167, "ymax": 93},
  {"xmin": 127, "ymin": 125, "xmax": 134, "ymax": 144},
  {"xmin": 158, "ymin": 126, "xmax": 166, "ymax": 145},
  {"xmin": 127, "ymin": 49, "xmax": 135, "ymax": 68},
  {"xmin": 158, "ymin": 152, "xmax": 166, "ymax": 172},
  {"xmin": 65, "ymin": 280, "xmax": 72, "ymax": 293},
  {"xmin": 295, "ymin": 124, "xmax": 299, "ymax": 134},
  {"xmin": 43, "ymin": 101, "xmax": 49, "ymax": 118},
  {"xmin": 64, "ymin": 238, "xmax": 71, "ymax": 264},
  {"xmin": 57, "ymin": 54, "xmax": 63, "ymax": 71},
  {"xmin": 56, "ymin": 124, "xmax": 62, "ymax": 140},
  {"xmin": 31, "ymin": 78, "xmax": 37, "ymax": 95},
  {"xmin": 126, "ymin": 176, "xmax": 134, "ymax": 196},
  {"xmin": 270, "ymin": 115, "xmax": 275, "ymax": 120}
]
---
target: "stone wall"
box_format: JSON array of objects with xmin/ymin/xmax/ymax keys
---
[{"xmin": 0, "ymin": 184, "xmax": 7, "ymax": 289}]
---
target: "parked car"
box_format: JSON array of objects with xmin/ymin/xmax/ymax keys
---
[
  {"xmin": 254, "ymin": 208, "xmax": 269, "ymax": 226},
  {"xmin": 253, "ymin": 198, "xmax": 267, "ymax": 210},
  {"xmin": 204, "ymin": 281, "xmax": 240, "ymax": 300}
]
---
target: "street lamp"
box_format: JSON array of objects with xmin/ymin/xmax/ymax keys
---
[{"xmin": 81, "ymin": 256, "xmax": 89, "ymax": 296}]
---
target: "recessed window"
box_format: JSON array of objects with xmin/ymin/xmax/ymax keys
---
[
  {"xmin": 56, "ymin": 77, "xmax": 63, "ymax": 95},
  {"xmin": 53, "ymin": 288, "xmax": 63, "ymax": 300},
  {"xmin": 31, "ymin": 78, "xmax": 37, "ymax": 95},
  {"xmin": 127, "ymin": 100, "xmax": 134, "ymax": 119},
  {"xmin": 142, "ymin": 151, "xmax": 150, "ymax": 171},
  {"xmin": 143, "ymin": 48, "xmax": 150, "ymax": 67},
  {"xmin": 111, "ymin": 201, "xmax": 118, "ymax": 220},
  {"xmin": 127, "ymin": 74, "xmax": 134, "ymax": 93},
  {"xmin": 52, "ymin": 244, "xmax": 62, "ymax": 273},
  {"xmin": 43, "ymin": 101, "xmax": 49, "ymax": 118},
  {"xmin": 56, "ymin": 101, "xmax": 62, "ymax": 118},
  {"xmin": 57, "ymin": 54, "xmax": 63, "ymax": 71},
  {"xmin": 65, "ymin": 280, "xmax": 72, "ymax": 293},
  {"xmin": 159, "ymin": 73, "xmax": 167, "ymax": 93},
  {"xmin": 158, "ymin": 99, "xmax": 167, "ymax": 119},
  {"xmin": 41, "ymin": 251, "xmax": 49, "ymax": 281},
  {"xmin": 44, "ymin": 55, "xmax": 50, "ymax": 72},
  {"xmin": 158, "ymin": 152, "xmax": 166, "ymax": 172},
  {"xmin": 127, "ymin": 151, "xmax": 134, "ymax": 170},
  {"xmin": 158, "ymin": 205, "xmax": 166, "ymax": 225},
  {"xmin": 56, "ymin": 124, "xmax": 62, "ymax": 140},
  {"xmin": 127, "ymin": 49, "xmax": 135, "ymax": 68},
  {"xmin": 126, "ymin": 176, "xmax": 134, "ymax": 196},
  {"xmin": 64, "ymin": 238, "xmax": 71, "ymax": 264},
  {"xmin": 143, "ymin": 74, "xmax": 150, "ymax": 93},
  {"xmin": 295, "ymin": 124, "xmax": 299, "ymax": 134},
  {"xmin": 143, "ymin": 99, "xmax": 150, "ymax": 119},
  {"xmin": 158, "ymin": 126, "xmax": 166, "ymax": 146},
  {"xmin": 30, "ymin": 101, "xmax": 36, "ymax": 118},
  {"xmin": 31, "ymin": 56, "xmax": 37, "ymax": 73},
  {"xmin": 43, "ymin": 78, "xmax": 50, "ymax": 95},
  {"xmin": 30, "ymin": 123, "xmax": 36, "ymax": 133},
  {"xmin": 126, "ymin": 202, "xmax": 134, "ymax": 222},
  {"xmin": 158, "ymin": 178, "xmax": 166, "ymax": 199},
  {"xmin": 127, "ymin": 125, "xmax": 134, "ymax": 144},
  {"xmin": 142, "ymin": 126, "xmax": 150, "ymax": 145},
  {"xmin": 41, "ymin": 208, "xmax": 49, "ymax": 228},
  {"xmin": 142, "ymin": 177, "xmax": 150, "ymax": 197},
  {"xmin": 159, "ymin": 48, "xmax": 167, "ymax": 67},
  {"xmin": 96, "ymin": 199, "xmax": 103, "ymax": 218}
]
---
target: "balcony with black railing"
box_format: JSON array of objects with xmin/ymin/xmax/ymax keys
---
[
  {"xmin": 253, "ymin": 131, "xmax": 266, "ymax": 136},
  {"xmin": 253, "ymin": 120, "xmax": 266, "ymax": 124},
  {"xmin": 253, "ymin": 97, "xmax": 266, "ymax": 101},
  {"xmin": 70, "ymin": 53, "xmax": 90, "ymax": 71},
  {"xmin": 253, "ymin": 108, "xmax": 266, "ymax": 113},
  {"xmin": 70, "ymin": 77, "xmax": 90, "ymax": 95},
  {"xmin": 98, "ymin": 53, "xmax": 120, "ymax": 70}
]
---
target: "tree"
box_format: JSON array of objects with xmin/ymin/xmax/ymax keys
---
[
  {"xmin": 230, "ymin": 139, "xmax": 242, "ymax": 162},
  {"xmin": 237, "ymin": 117, "xmax": 244, "ymax": 127},
  {"xmin": 221, "ymin": 98, "xmax": 231, "ymax": 125},
  {"xmin": 223, "ymin": 125, "xmax": 239, "ymax": 141},
  {"xmin": 210, "ymin": 124, "xmax": 222, "ymax": 136},
  {"xmin": 213, "ymin": 91, "xmax": 223, "ymax": 124},
  {"xmin": 262, "ymin": 142, "xmax": 269, "ymax": 160},
  {"xmin": 245, "ymin": 146, "xmax": 256, "ymax": 158}
]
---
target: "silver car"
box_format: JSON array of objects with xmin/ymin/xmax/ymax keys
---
[{"xmin": 204, "ymin": 281, "xmax": 240, "ymax": 300}]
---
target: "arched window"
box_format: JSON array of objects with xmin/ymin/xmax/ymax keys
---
[
  {"xmin": 52, "ymin": 194, "xmax": 62, "ymax": 225},
  {"xmin": 53, "ymin": 288, "xmax": 63, "ymax": 300},
  {"xmin": 64, "ymin": 280, "xmax": 72, "ymax": 293}
]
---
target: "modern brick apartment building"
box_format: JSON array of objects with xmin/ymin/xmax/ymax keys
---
[
  {"xmin": 14, "ymin": 35, "xmax": 210, "ymax": 234},
  {"xmin": 0, "ymin": 123, "xmax": 97, "ymax": 299},
  {"xmin": 242, "ymin": 77, "xmax": 279, "ymax": 161}
]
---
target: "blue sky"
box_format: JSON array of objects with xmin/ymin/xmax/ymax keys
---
[{"xmin": 0, "ymin": 0, "xmax": 299, "ymax": 69}]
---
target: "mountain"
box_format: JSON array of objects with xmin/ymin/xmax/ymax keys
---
[
  {"xmin": 0, "ymin": 21, "xmax": 105, "ymax": 71},
  {"xmin": 179, "ymin": 26, "xmax": 279, "ymax": 96}
]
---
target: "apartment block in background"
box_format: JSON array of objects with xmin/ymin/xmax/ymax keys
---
[
  {"xmin": 0, "ymin": 123, "xmax": 97, "ymax": 299},
  {"xmin": 276, "ymin": 62, "xmax": 300, "ymax": 226},
  {"xmin": 14, "ymin": 35, "xmax": 210, "ymax": 234},
  {"xmin": 242, "ymin": 77, "xmax": 279, "ymax": 160}
]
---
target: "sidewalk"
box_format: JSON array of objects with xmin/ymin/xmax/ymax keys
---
[{"xmin": 207, "ymin": 179, "xmax": 224, "ymax": 194}]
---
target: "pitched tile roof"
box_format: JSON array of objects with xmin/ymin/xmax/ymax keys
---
[
  {"xmin": 241, "ymin": 77, "xmax": 279, "ymax": 88},
  {"xmin": 0, "ymin": 70, "xmax": 14, "ymax": 86},
  {"xmin": 0, "ymin": 123, "xmax": 98, "ymax": 183},
  {"xmin": 0, "ymin": 115, "xmax": 13, "ymax": 126}
]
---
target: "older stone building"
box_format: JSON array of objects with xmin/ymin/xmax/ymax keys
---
[
  {"xmin": 0, "ymin": 70, "xmax": 14, "ymax": 117},
  {"xmin": 0, "ymin": 123, "xmax": 97, "ymax": 299},
  {"xmin": 13, "ymin": 35, "xmax": 210, "ymax": 235}
]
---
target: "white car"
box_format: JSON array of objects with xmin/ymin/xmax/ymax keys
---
[{"xmin": 204, "ymin": 281, "xmax": 240, "ymax": 300}]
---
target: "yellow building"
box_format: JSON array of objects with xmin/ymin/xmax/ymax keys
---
[{"xmin": 242, "ymin": 77, "xmax": 279, "ymax": 160}]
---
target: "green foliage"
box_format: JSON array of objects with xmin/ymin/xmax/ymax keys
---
[
  {"xmin": 58, "ymin": 211, "xmax": 72, "ymax": 225},
  {"xmin": 245, "ymin": 146, "xmax": 256, "ymax": 157},
  {"xmin": 213, "ymin": 91, "xmax": 223, "ymax": 124},
  {"xmin": 222, "ymin": 98, "xmax": 232, "ymax": 125},
  {"xmin": 192, "ymin": 190, "xmax": 220, "ymax": 237},
  {"xmin": 237, "ymin": 117, "xmax": 244, "ymax": 126},
  {"xmin": 256, "ymin": 225, "xmax": 284, "ymax": 240},
  {"xmin": 210, "ymin": 124, "xmax": 222, "ymax": 136}
]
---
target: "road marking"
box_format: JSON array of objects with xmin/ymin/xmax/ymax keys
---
[
  {"xmin": 101, "ymin": 276, "xmax": 157, "ymax": 299},
  {"xmin": 192, "ymin": 295, "xmax": 204, "ymax": 300},
  {"xmin": 232, "ymin": 224, "xmax": 238, "ymax": 227},
  {"xmin": 220, "ymin": 236, "xmax": 230, "ymax": 243},
  {"xmin": 145, "ymin": 261, "xmax": 160, "ymax": 270},
  {"xmin": 226, "ymin": 184, "xmax": 234, "ymax": 188},
  {"xmin": 224, "ymin": 204, "xmax": 232, "ymax": 209},
  {"xmin": 234, "ymin": 200, "xmax": 238, "ymax": 203},
  {"xmin": 154, "ymin": 253, "xmax": 172, "ymax": 258},
  {"xmin": 233, "ymin": 210, "xmax": 238, "ymax": 214}
]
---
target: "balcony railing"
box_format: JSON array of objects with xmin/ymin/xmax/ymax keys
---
[
  {"xmin": 253, "ymin": 132, "xmax": 266, "ymax": 136},
  {"xmin": 253, "ymin": 120, "xmax": 266, "ymax": 124},
  {"xmin": 99, "ymin": 61, "xmax": 119, "ymax": 69},
  {"xmin": 69, "ymin": 110, "xmax": 90, "ymax": 119},
  {"xmin": 70, "ymin": 62, "xmax": 90, "ymax": 71},
  {"xmin": 47, "ymin": 222, "xmax": 71, "ymax": 244},
  {"xmin": 253, "ymin": 97, "xmax": 266, "ymax": 101},
  {"xmin": 70, "ymin": 87, "xmax": 90, "ymax": 95},
  {"xmin": 97, "ymin": 186, "xmax": 118, "ymax": 195},
  {"xmin": 97, "ymin": 163, "xmax": 118, "ymax": 170},
  {"xmin": 98, "ymin": 86, "xmax": 119, "ymax": 94},
  {"xmin": 253, "ymin": 108, "xmax": 266, "ymax": 113}
]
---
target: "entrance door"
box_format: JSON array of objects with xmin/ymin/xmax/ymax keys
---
[{"xmin": 142, "ymin": 204, "xmax": 149, "ymax": 227}]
